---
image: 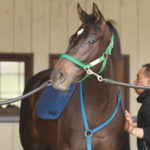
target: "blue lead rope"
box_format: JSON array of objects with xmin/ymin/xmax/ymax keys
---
[{"xmin": 79, "ymin": 82, "xmax": 122, "ymax": 150}]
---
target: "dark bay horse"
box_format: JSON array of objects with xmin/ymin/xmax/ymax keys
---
[{"xmin": 20, "ymin": 3, "xmax": 125, "ymax": 150}]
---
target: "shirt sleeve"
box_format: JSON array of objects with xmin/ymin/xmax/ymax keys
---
[
  {"xmin": 142, "ymin": 98, "xmax": 150, "ymax": 142},
  {"xmin": 143, "ymin": 127, "xmax": 150, "ymax": 142}
]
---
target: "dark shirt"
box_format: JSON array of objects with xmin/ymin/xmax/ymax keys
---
[{"xmin": 137, "ymin": 90, "xmax": 150, "ymax": 150}]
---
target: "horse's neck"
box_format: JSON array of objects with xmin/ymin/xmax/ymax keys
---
[
  {"xmin": 84, "ymin": 77, "xmax": 118, "ymax": 102},
  {"xmin": 82, "ymin": 63, "xmax": 118, "ymax": 115}
]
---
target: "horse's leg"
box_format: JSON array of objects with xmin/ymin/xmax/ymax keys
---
[
  {"xmin": 22, "ymin": 145, "xmax": 52, "ymax": 150},
  {"xmin": 21, "ymin": 143, "xmax": 44, "ymax": 150},
  {"xmin": 20, "ymin": 97, "xmax": 56, "ymax": 150},
  {"xmin": 22, "ymin": 144, "xmax": 52, "ymax": 150},
  {"xmin": 20, "ymin": 70, "xmax": 55, "ymax": 150},
  {"xmin": 20, "ymin": 126, "xmax": 53, "ymax": 150},
  {"xmin": 20, "ymin": 114, "xmax": 54, "ymax": 150},
  {"xmin": 20, "ymin": 99, "xmax": 45, "ymax": 150}
]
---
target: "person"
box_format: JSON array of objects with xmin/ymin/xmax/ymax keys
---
[{"xmin": 124, "ymin": 63, "xmax": 150, "ymax": 150}]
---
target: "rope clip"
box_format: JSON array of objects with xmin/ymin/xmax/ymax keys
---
[
  {"xmin": 47, "ymin": 80, "xmax": 53, "ymax": 86},
  {"xmin": 84, "ymin": 67, "xmax": 93, "ymax": 75},
  {"xmin": 84, "ymin": 67, "xmax": 104, "ymax": 82}
]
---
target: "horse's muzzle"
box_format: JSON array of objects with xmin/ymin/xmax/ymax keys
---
[{"xmin": 50, "ymin": 69, "xmax": 70, "ymax": 91}]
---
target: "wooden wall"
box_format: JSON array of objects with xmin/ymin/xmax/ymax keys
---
[{"xmin": 0, "ymin": 0, "xmax": 150, "ymax": 149}]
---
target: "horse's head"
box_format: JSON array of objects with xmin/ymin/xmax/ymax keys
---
[{"xmin": 51, "ymin": 3, "xmax": 120, "ymax": 91}]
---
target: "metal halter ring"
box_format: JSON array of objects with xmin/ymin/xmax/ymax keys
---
[
  {"xmin": 103, "ymin": 53, "xmax": 108, "ymax": 59},
  {"xmin": 97, "ymin": 75, "xmax": 103, "ymax": 82},
  {"xmin": 85, "ymin": 130, "xmax": 93, "ymax": 137},
  {"xmin": 84, "ymin": 67, "xmax": 93, "ymax": 75}
]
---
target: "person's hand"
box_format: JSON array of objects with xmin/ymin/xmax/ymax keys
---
[
  {"xmin": 124, "ymin": 110, "xmax": 136, "ymax": 134},
  {"xmin": 124, "ymin": 110, "xmax": 144, "ymax": 138}
]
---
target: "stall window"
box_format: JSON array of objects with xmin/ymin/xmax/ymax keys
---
[{"xmin": 0, "ymin": 53, "xmax": 33, "ymax": 116}]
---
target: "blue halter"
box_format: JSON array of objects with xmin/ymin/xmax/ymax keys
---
[{"xmin": 79, "ymin": 82, "xmax": 122, "ymax": 150}]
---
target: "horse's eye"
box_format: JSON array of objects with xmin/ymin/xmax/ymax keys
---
[{"xmin": 88, "ymin": 39, "xmax": 96, "ymax": 44}]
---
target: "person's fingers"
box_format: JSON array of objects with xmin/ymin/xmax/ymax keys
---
[
  {"xmin": 125, "ymin": 110, "xmax": 132, "ymax": 118},
  {"xmin": 125, "ymin": 110, "xmax": 130, "ymax": 118},
  {"xmin": 125, "ymin": 110, "xmax": 129, "ymax": 114},
  {"xmin": 124, "ymin": 111, "xmax": 137, "ymax": 134},
  {"xmin": 125, "ymin": 110, "xmax": 132, "ymax": 119},
  {"xmin": 125, "ymin": 114, "xmax": 131, "ymax": 121},
  {"xmin": 124, "ymin": 121, "xmax": 133, "ymax": 132},
  {"xmin": 125, "ymin": 110, "xmax": 134, "ymax": 125}
]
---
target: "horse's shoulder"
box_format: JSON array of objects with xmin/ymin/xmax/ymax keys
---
[
  {"xmin": 24, "ymin": 68, "xmax": 52, "ymax": 93},
  {"xmin": 33, "ymin": 68, "xmax": 52, "ymax": 80}
]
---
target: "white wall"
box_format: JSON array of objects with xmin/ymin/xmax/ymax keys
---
[
  {"xmin": 0, "ymin": 0, "xmax": 150, "ymax": 149},
  {"xmin": 0, "ymin": 123, "xmax": 22, "ymax": 150}
]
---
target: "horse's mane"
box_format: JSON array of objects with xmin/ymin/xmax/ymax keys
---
[{"xmin": 106, "ymin": 20, "xmax": 121, "ymax": 55}]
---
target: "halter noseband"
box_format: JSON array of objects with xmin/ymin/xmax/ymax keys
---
[{"xmin": 60, "ymin": 33, "xmax": 114, "ymax": 81}]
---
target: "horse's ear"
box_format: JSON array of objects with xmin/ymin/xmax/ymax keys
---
[
  {"xmin": 92, "ymin": 3, "xmax": 105, "ymax": 24},
  {"xmin": 77, "ymin": 3, "xmax": 88, "ymax": 23}
]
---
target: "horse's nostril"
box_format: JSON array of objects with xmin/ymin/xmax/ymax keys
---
[
  {"xmin": 51, "ymin": 69, "xmax": 65, "ymax": 83},
  {"xmin": 57, "ymin": 71, "xmax": 65, "ymax": 81}
]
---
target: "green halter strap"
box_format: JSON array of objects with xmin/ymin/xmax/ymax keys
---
[{"xmin": 60, "ymin": 33, "xmax": 114, "ymax": 81}]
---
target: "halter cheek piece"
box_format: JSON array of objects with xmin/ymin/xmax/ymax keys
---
[{"xmin": 60, "ymin": 33, "xmax": 114, "ymax": 81}]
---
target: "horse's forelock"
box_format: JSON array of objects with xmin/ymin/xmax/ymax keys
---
[
  {"xmin": 69, "ymin": 14, "xmax": 99, "ymax": 42},
  {"xmin": 82, "ymin": 14, "xmax": 99, "ymax": 30}
]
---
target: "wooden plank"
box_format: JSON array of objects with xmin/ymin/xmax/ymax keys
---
[
  {"xmin": 13, "ymin": 123, "xmax": 23, "ymax": 150},
  {"xmin": 120, "ymin": 0, "xmax": 138, "ymax": 54},
  {"xmin": 120, "ymin": 1, "xmax": 139, "ymax": 150},
  {"xmin": 32, "ymin": 0, "xmax": 50, "ymax": 74},
  {"xmin": 103, "ymin": 0, "xmax": 120, "ymax": 31},
  {"xmin": 138, "ymin": 0, "xmax": 150, "ymax": 65},
  {"xmin": 86, "ymin": 0, "xmax": 103, "ymax": 13},
  {"xmin": 0, "ymin": 124, "xmax": 12, "ymax": 150},
  {"xmin": 120, "ymin": 0, "xmax": 138, "ymax": 82},
  {"xmin": 67, "ymin": 0, "xmax": 85, "ymax": 40},
  {"xmin": 0, "ymin": 0, "xmax": 13, "ymax": 52},
  {"xmin": 14, "ymin": 0, "xmax": 31, "ymax": 52},
  {"xmin": 50, "ymin": 0, "xmax": 68, "ymax": 54},
  {"xmin": 120, "ymin": 0, "xmax": 138, "ymax": 118}
]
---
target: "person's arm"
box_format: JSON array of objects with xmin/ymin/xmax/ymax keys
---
[{"xmin": 124, "ymin": 110, "xmax": 144, "ymax": 139}]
